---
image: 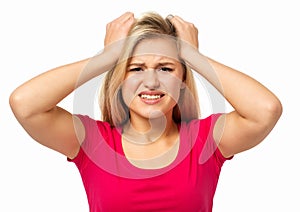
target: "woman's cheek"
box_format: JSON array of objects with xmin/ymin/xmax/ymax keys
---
[
  {"xmin": 121, "ymin": 75, "xmax": 142, "ymax": 106},
  {"xmin": 160, "ymin": 75, "xmax": 183, "ymax": 102}
]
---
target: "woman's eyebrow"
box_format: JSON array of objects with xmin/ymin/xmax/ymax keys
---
[
  {"xmin": 128, "ymin": 62, "xmax": 145, "ymax": 66},
  {"xmin": 128, "ymin": 62, "xmax": 176, "ymax": 66},
  {"xmin": 157, "ymin": 62, "xmax": 176, "ymax": 66}
]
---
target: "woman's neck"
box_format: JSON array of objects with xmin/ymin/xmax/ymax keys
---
[{"xmin": 123, "ymin": 110, "xmax": 177, "ymax": 144}]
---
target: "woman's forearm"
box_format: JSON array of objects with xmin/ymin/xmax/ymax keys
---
[
  {"xmin": 183, "ymin": 48, "xmax": 282, "ymax": 123},
  {"xmin": 206, "ymin": 57, "xmax": 281, "ymax": 120},
  {"xmin": 10, "ymin": 51, "xmax": 116, "ymax": 119}
]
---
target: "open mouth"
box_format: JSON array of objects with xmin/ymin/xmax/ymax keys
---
[
  {"xmin": 138, "ymin": 91, "xmax": 165, "ymax": 102},
  {"xmin": 138, "ymin": 93, "xmax": 165, "ymax": 100}
]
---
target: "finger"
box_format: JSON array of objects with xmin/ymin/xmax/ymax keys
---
[
  {"xmin": 123, "ymin": 14, "xmax": 135, "ymax": 26},
  {"xmin": 173, "ymin": 15, "xmax": 187, "ymax": 24},
  {"xmin": 167, "ymin": 14, "xmax": 185, "ymax": 25},
  {"xmin": 106, "ymin": 12, "xmax": 135, "ymax": 32},
  {"xmin": 107, "ymin": 12, "xmax": 133, "ymax": 26},
  {"xmin": 166, "ymin": 15, "xmax": 184, "ymax": 32},
  {"xmin": 166, "ymin": 14, "xmax": 174, "ymax": 20},
  {"xmin": 117, "ymin": 12, "xmax": 135, "ymax": 23}
]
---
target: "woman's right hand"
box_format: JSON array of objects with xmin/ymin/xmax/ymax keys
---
[{"xmin": 104, "ymin": 12, "xmax": 135, "ymax": 59}]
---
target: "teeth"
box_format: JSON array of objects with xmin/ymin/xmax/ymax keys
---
[{"xmin": 140, "ymin": 94, "xmax": 161, "ymax": 100}]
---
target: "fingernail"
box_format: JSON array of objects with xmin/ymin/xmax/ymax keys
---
[{"xmin": 167, "ymin": 14, "xmax": 174, "ymax": 20}]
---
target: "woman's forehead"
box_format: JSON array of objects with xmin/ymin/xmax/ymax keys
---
[
  {"xmin": 132, "ymin": 38, "xmax": 179, "ymax": 60},
  {"xmin": 129, "ymin": 55, "xmax": 180, "ymax": 66}
]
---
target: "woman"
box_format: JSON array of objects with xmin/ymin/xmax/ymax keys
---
[{"xmin": 9, "ymin": 12, "xmax": 282, "ymax": 211}]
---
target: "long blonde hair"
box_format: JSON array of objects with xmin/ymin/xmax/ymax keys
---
[{"xmin": 100, "ymin": 12, "xmax": 200, "ymax": 126}]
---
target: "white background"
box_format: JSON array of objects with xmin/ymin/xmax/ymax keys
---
[{"xmin": 1, "ymin": 0, "xmax": 299, "ymax": 211}]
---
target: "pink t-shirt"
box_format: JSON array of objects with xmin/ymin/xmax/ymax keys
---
[{"xmin": 68, "ymin": 113, "xmax": 232, "ymax": 212}]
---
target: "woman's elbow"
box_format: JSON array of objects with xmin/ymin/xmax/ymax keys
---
[
  {"xmin": 268, "ymin": 96, "xmax": 282, "ymax": 122},
  {"xmin": 262, "ymin": 96, "xmax": 283, "ymax": 130},
  {"xmin": 9, "ymin": 89, "xmax": 31, "ymax": 120}
]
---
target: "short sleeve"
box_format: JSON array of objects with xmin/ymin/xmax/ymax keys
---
[
  {"xmin": 211, "ymin": 113, "xmax": 233, "ymax": 165},
  {"xmin": 198, "ymin": 113, "xmax": 233, "ymax": 167},
  {"xmin": 67, "ymin": 114, "xmax": 99, "ymax": 168}
]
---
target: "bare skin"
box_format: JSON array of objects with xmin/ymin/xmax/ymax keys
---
[
  {"xmin": 169, "ymin": 15, "xmax": 282, "ymax": 157},
  {"xmin": 120, "ymin": 38, "xmax": 185, "ymax": 167},
  {"xmin": 9, "ymin": 12, "xmax": 136, "ymax": 159},
  {"xmin": 9, "ymin": 12, "xmax": 282, "ymax": 163}
]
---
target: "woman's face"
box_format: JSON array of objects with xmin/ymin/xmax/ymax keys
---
[{"xmin": 121, "ymin": 38, "xmax": 185, "ymax": 120}]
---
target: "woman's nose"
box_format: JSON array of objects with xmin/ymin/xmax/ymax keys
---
[{"xmin": 143, "ymin": 69, "xmax": 160, "ymax": 89}]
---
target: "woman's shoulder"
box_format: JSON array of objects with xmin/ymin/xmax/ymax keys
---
[
  {"xmin": 73, "ymin": 114, "xmax": 119, "ymax": 141},
  {"xmin": 73, "ymin": 114, "xmax": 121, "ymax": 151},
  {"xmin": 183, "ymin": 113, "xmax": 230, "ymax": 164},
  {"xmin": 178, "ymin": 113, "xmax": 225, "ymax": 144},
  {"xmin": 182, "ymin": 113, "xmax": 224, "ymax": 129},
  {"xmin": 74, "ymin": 114, "xmax": 113, "ymax": 129}
]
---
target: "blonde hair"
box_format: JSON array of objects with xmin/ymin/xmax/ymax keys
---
[{"xmin": 100, "ymin": 12, "xmax": 200, "ymax": 126}]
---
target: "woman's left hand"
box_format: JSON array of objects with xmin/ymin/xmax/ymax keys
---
[{"xmin": 167, "ymin": 15, "xmax": 199, "ymax": 51}]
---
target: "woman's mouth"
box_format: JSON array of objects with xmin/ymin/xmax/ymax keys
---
[
  {"xmin": 139, "ymin": 94, "xmax": 164, "ymax": 100},
  {"xmin": 138, "ymin": 92, "xmax": 165, "ymax": 104}
]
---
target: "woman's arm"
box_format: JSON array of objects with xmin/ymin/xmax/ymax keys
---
[
  {"xmin": 9, "ymin": 53, "xmax": 114, "ymax": 159},
  {"xmin": 9, "ymin": 12, "xmax": 135, "ymax": 159},
  {"xmin": 169, "ymin": 15, "xmax": 282, "ymax": 158}
]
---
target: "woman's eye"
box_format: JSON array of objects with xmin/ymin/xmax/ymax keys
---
[
  {"xmin": 159, "ymin": 67, "xmax": 173, "ymax": 72},
  {"xmin": 129, "ymin": 67, "xmax": 143, "ymax": 72}
]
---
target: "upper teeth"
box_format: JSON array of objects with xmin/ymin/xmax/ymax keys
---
[{"xmin": 140, "ymin": 94, "xmax": 161, "ymax": 100}]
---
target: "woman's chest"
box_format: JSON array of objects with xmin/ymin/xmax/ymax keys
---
[{"xmin": 81, "ymin": 152, "xmax": 218, "ymax": 212}]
